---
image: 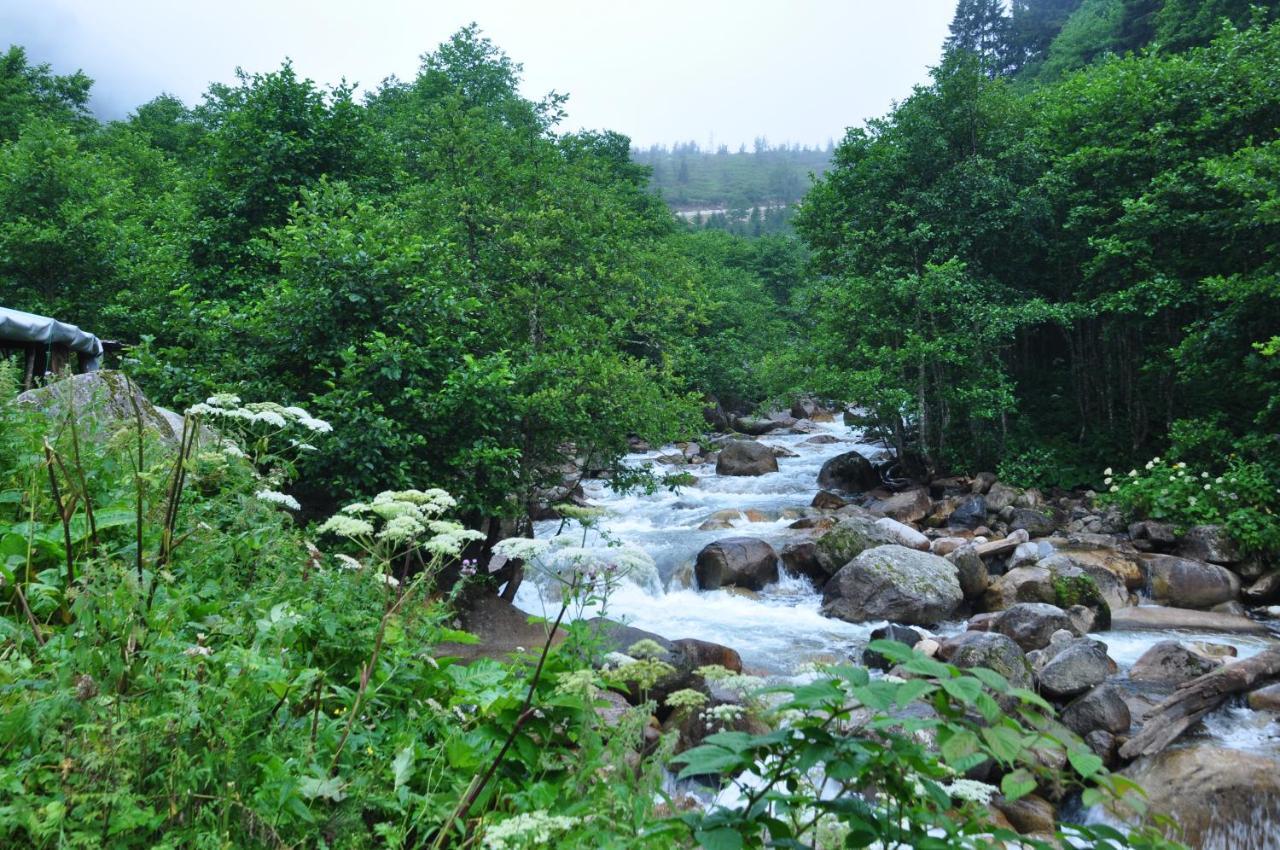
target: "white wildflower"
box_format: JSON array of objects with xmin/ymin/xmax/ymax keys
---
[
  {"xmin": 1204, "ymin": 484, "xmax": 1211, "ymax": 490},
  {"xmin": 492, "ymin": 537, "xmax": 552, "ymax": 561},
  {"xmin": 1110, "ymin": 485, "xmax": 1119, "ymax": 492},
  {"xmin": 185, "ymin": 402, "xmax": 216, "ymax": 416},
  {"xmin": 220, "ymin": 439, "xmax": 246, "ymax": 458},
  {"xmin": 252, "ymin": 410, "xmax": 288, "ymax": 428},
  {"xmin": 317, "ymin": 514, "xmax": 376, "ymax": 538},
  {"xmin": 482, "ymin": 810, "xmax": 578, "ymax": 850},
  {"xmin": 334, "ymin": 553, "xmax": 363, "ymax": 571},
  {"xmin": 1201, "ymin": 471, "xmax": 1210, "ymax": 478},
  {"xmin": 378, "ymin": 515, "xmax": 426, "ymax": 543},
  {"xmin": 283, "ymin": 406, "xmax": 311, "ymax": 419},
  {"xmin": 424, "ymin": 528, "xmax": 485, "ymax": 556},
  {"xmin": 299, "ymin": 416, "xmax": 332, "ymax": 433},
  {"xmin": 1104, "ymin": 467, "xmax": 1113, "ymax": 475},
  {"xmin": 554, "ymin": 669, "xmax": 599, "ymax": 699},
  {"xmin": 944, "ymin": 778, "xmax": 998, "ymax": 805},
  {"xmin": 371, "ymin": 499, "xmax": 424, "ymax": 521},
  {"xmin": 383, "ymin": 573, "xmax": 401, "ymax": 588},
  {"xmin": 1129, "ymin": 469, "xmax": 1138, "ymax": 477},
  {"xmin": 183, "ymin": 645, "xmax": 212, "ymax": 658},
  {"xmin": 206, "ymin": 393, "xmax": 240, "ymax": 408},
  {"xmin": 341, "ymin": 502, "xmax": 372, "ymax": 515},
  {"xmin": 1104, "ymin": 477, "xmax": 1113, "ymax": 485},
  {"xmin": 255, "ymin": 489, "xmax": 301, "ymax": 511},
  {"xmin": 1145, "ymin": 461, "xmax": 1154, "ymax": 470}
]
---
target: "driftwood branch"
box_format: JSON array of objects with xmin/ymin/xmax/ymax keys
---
[{"xmin": 1120, "ymin": 646, "xmax": 1280, "ymax": 759}]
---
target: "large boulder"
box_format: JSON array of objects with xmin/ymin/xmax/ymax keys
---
[
  {"xmin": 822, "ymin": 545, "xmax": 963, "ymax": 626},
  {"xmin": 985, "ymin": 482, "xmax": 1022, "ymax": 513},
  {"xmin": 865, "ymin": 488, "xmax": 932, "ymax": 524},
  {"xmin": 1144, "ymin": 554, "xmax": 1240, "ymax": 609},
  {"xmin": 1127, "ymin": 640, "xmax": 1219, "ymax": 686},
  {"xmin": 1008, "ymin": 507, "xmax": 1058, "ymax": 537},
  {"xmin": 1035, "ymin": 637, "xmax": 1112, "ymax": 700},
  {"xmin": 780, "ymin": 541, "xmax": 827, "ymax": 588},
  {"xmin": 1038, "ymin": 553, "xmax": 1129, "ymax": 611},
  {"xmin": 17, "ymin": 371, "xmax": 183, "ymax": 444},
  {"xmin": 1057, "ymin": 546, "xmax": 1145, "ymax": 590},
  {"xmin": 812, "ymin": 514, "xmax": 897, "ymax": 575},
  {"xmin": 984, "ymin": 566, "xmax": 1054, "ymax": 611},
  {"xmin": 1174, "ymin": 524, "xmax": 1242, "ymax": 565},
  {"xmin": 436, "ymin": 596, "xmax": 568, "ymax": 663},
  {"xmin": 715, "ymin": 440, "xmax": 778, "ymax": 476},
  {"xmin": 1061, "ymin": 684, "xmax": 1131, "ymax": 738},
  {"xmin": 733, "ymin": 415, "xmax": 784, "ymax": 435},
  {"xmin": 1110, "ymin": 605, "xmax": 1269, "ymax": 634},
  {"xmin": 1118, "ymin": 746, "xmax": 1280, "ymax": 850},
  {"xmin": 943, "ymin": 631, "xmax": 1033, "ymax": 689},
  {"xmin": 816, "ymin": 450, "xmax": 879, "ymax": 493},
  {"xmin": 993, "ymin": 603, "xmax": 1079, "ymax": 652},
  {"xmin": 695, "ymin": 538, "xmax": 779, "ymax": 591}
]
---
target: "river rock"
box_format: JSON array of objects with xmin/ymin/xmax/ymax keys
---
[
  {"xmin": 813, "ymin": 514, "xmax": 896, "ymax": 575},
  {"xmin": 671, "ymin": 638, "xmax": 743, "ymax": 673},
  {"xmin": 715, "ymin": 440, "xmax": 778, "ymax": 476},
  {"xmin": 436, "ymin": 595, "xmax": 568, "ymax": 663},
  {"xmin": 733, "ymin": 415, "xmax": 783, "ymax": 435},
  {"xmin": 1118, "ymin": 746, "xmax": 1280, "ymax": 850},
  {"xmin": 862, "ymin": 624, "xmax": 924, "ymax": 671},
  {"xmin": 947, "ymin": 544, "xmax": 990, "ymax": 600},
  {"xmin": 948, "ymin": 494, "xmax": 987, "ymax": 529},
  {"xmin": 873, "ymin": 517, "xmax": 930, "ymax": 551},
  {"xmin": 790, "ymin": 398, "xmax": 818, "ymax": 420},
  {"xmin": 983, "ymin": 566, "xmax": 1054, "ymax": 611},
  {"xmin": 866, "ymin": 488, "xmax": 932, "ymax": 524},
  {"xmin": 1175, "ymin": 524, "xmax": 1242, "ymax": 565},
  {"xmin": 930, "ymin": 536, "xmax": 967, "ymax": 556},
  {"xmin": 1008, "ymin": 507, "xmax": 1057, "ymax": 537},
  {"xmin": 985, "ymin": 482, "xmax": 1022, "ymax": 513},
  {"xmin": 1144, "ymin": 554, "xmax": 1240, "ymax": 609},
  {"xmin": 1110, "ymin": 605, "xmax": 1269, "ymax": 634},
  {"xmin": 971, "ymin": 471, "xmax": 997, "ymax": 494},
  {"xmin": 1035, "ymin": 637, "xmax": 1112, "ymax": 699},
  {"xmin": 816, "ymin": 450, "xmax": 879, "ymax": 493},
  {"xmin": 811, "ymin": 490, "xmax": 848, "ymax": 510},
  {"xmin": 1244, "ymin": 571, "xmax": 1280, "ymax": 604},
  {"xmin": 821, "ymin": 545, "xmax": 963, "ymax": 626},
  {"xmin": 802, "ymin": 434, "xmax": 842, "ymax": 446},
  {"xmin": 1128, "ymin": 640, "xmax": 1220, "ymax": 686},
  {"xmin": 994, "ymin": 793, "xmax": 1056, "ymax": 836},
  {"xmin": 1129, "ymin": 520, "xmax": 1177, "ymax": 549},
  {"xmin": 1247, "ymin": 683, "xmax": 1280, "ymax": 712},
  {"xmin": 695, "ymin": 538, "xmax": 779, "ymax": 591},
  {"xmin": 994, "ymin": 603, "xmax": 1079, "ymax": 652},
  {"xmin": 1061, "ymin": 683, "xmax": 1131, "ymax": 737},
  {"xmin": 780, "ymin": 541, "xmax": 826, "ymax": 588},
  {"xmin": 943, "ymin": 631, "xmax": 1033, "ymax": 689}
]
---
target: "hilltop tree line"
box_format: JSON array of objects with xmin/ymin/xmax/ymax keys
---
[
  {"xmin": 0, "ymin": 29, "xmax": 803, "ymax": 523},
  {"xmin": 630, "ymin": 139, "xmax": 831, "ymax": 215}
]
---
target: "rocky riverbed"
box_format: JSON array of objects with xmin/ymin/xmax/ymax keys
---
[{"xmin": 511, "ymin": 409, "xmax": 1280, "ymax": 849}]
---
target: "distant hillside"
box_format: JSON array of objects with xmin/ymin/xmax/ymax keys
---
[{"xmin": 631, "ymin": 140, "xmax": 832, "ymax": 212}]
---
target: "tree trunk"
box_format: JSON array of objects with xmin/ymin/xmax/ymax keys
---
[{"xmin": 1119, "ymin": 647, "xmax": 1280, "ymax": 760}]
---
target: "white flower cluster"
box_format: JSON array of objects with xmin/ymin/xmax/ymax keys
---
[
  {"xmin": 186, "ymin": 396, "xmax": 332, "ymax": 433},
  {"xmin": 554, "ymin": 668, "xmax": 600, "ymax": 699},
  {"xmin": 319, "ymin": 488, "xmax": 482, "ymax": 556},
  {"xmin": 255, "ymin": 489, "xmax": 301, "ymax": 511},
  {"xmin": 482, "ymin": 810, "xmax": 579, "ymax": 850},
  {"xmin": 493, "ymin": 534, "xmax": 661, "ymax": 595},
  {"xmin": 943, "ymin": 778, "xmax": 998, "ymax": 805}
]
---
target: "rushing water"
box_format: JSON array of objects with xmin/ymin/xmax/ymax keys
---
[{"xmin": 511, "ymin": 418, "xmax": 1280, "ymax": 748}]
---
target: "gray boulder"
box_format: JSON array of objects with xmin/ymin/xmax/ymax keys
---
[
  {"xmin": 17, "ymin": 371, "xmax": 182, "ymax": 444},
  {"xmin": 944, "ymin": 631, "xmax": 1033, "ymax": 689},
  {"xmin": 994, "ymin": 603, "xmax": 1079, "ymax": 652},
  {"xmin": 715, "ymin": 440, "xmax": 778, "ymax": 476},
  {"xmin": 813, "ymin": 514, "xmax": 896, "ymax": 575},
  {"xmin": 1035, "ymin": 637, "xmax": 1112, "ymax": 699},
  {"xmin": 780, "ymin": 541, "xmax": 827, "ymax": 589},
  {"xmin": 866, "ymin": 488, "xmax": 932, "ymax": 524},
  {"xmin": 1144, "ymin": 554, "xmax": 1240, "ymax": 609},
  {"xmin": 873, "ymin": 517, "xmax": 930, "ymax": 551},
  {"xmin": 1174, "ymin": 524, "xmax": 1242, "ymax": 565},
  {"xmin": 1008, "ymin": 507, "xmax": 1057, "ymax": 537},
  {"xmin": 1061, "ymin": 684, "xmax": 1131, "ymax": 737},
  {"xmin": 1128, "ymin": 640, "xmax": 1219, "ymax": 686},
  {"xmin": 946, "ymin": 544, "xmax": 990, "ymax": 600},
  {"xmin": 948, "ymin": 494, "xmax": 987, "ymax": 529},
  {"xmin": 985, "ymin": 482, "xmax": 1022, "ymax": 512},
  {"xmin": 817, "ymin": 450, "xmax": 879, "ymax": 493},
  {"xmin": 821, "ymin": 545, "xmax": 963, "ymax": 626},
  {"xmin": 695, "ymin": 537, "xmax": 779, "ymax": 591}
]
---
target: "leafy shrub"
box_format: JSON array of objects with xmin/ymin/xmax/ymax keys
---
[
  {"xmin": 675, "ymin": 640, "xmax": 1183, "ymax": 850},
  {"xmin": 1103, "ymin": 455, "xmax": 1280, "ymax": 554}
]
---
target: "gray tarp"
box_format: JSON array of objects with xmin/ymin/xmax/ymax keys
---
[{"xmin": 0, "ymin": 306, "xmax": 103, "ymax": 370}]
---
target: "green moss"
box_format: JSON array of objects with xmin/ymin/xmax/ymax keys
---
[{"xmin": 1052, "ymin": 573, "xmax": 1111, "ymax": 629}]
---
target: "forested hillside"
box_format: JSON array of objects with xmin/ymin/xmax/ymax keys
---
[
  {"xmin": 0, "ymin": 29, "xmax": 799, "ymax": 522},
  {"xmin": 797, "ymin": 5, "xmax": 1280, "ymax": 536},
  {"xmin": 631, "ymin": 140, "xmax": 831, "ymax": 211}
]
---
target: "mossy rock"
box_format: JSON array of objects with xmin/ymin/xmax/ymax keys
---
[{"xmin": 1052, "ymin": 573, "xmax": 1110, "ymax": 629}]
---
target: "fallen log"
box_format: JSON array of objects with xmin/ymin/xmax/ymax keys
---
[{"xmin": 1119, "ymin": 645, "xmax": 1280, "ymax": 759}]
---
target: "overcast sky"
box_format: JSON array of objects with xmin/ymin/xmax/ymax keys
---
[{"xmin": 3, "ymin": 0, "xmax": 954, "ymax": 149}]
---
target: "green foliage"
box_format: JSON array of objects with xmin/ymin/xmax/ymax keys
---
[
  {"xmin": 0, "ymin": 379, "xmax": 675, "ymax": 849},
  {"xmin": 804, "ymin": 17, "xmax": 1280, "ymax": 479},
  {"xmin": 1104, "ymin": 455, "xmax": 1280, "ymax": 553},
  {"xmin": 676, "ymin": 641, "xmax": 1183, "ymax": 850}
]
